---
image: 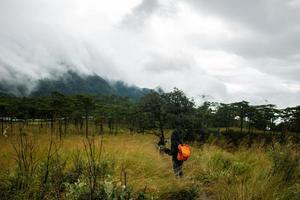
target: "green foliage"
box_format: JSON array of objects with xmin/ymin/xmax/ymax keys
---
[
  {"xmin": 277, "ymin": 183, "xmax": 300, "ymax": 200},
  {"xmin": 0, "ymin": 140, "xmax": 152, "ymax": 200},
  {"xmin": 66, "ymin": 150, "xmax": 85, "ymax": 183},
  {"xmin": 209, "ymin": 153, "xmax": 232, "ymax": 170},
  {"xmin": 1, "ymin": 86, "xmax": 300, "ymax": 144},
  {"xmin": 161, "ymin": 186, "xmax": 200, "ymax": 200},
  {"xmin": 65, "ymin": 179, "xmax": 135, "ymax": 200},
  {"xmin": 192, "ymin": 143, "xmax": 300, "ymax": 200},
  {"xmin": 136, "ymin": 190, "xmax": 154, "ymax": 200},
  {"xmin": 36, "ymin": 153, "xmax": 68, "ymax": 199},
  {"xmin": 230, "ymin": 161, "xmax": 250, "ymax": 176},
  {"xmin": 268, "ymin": 144, "xmax": 300, "ymax": 183},
  {"xmin": 65, "ymin": 179, "xmax": 89, "ymax": 200}
]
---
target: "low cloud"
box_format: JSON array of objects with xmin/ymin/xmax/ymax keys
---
[{"xmin": 0, "ymin": 0, "xmax": 299, "ymax": 107}]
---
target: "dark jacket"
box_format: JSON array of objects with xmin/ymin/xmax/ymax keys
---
[{"xmin": 170, "ymin": 129, "xmax": 182, "ymax": 161}]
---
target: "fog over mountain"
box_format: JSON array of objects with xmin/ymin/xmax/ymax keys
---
[{"xmin": 1, "ymin": 0, "xmax": 300, "ymax": 107}]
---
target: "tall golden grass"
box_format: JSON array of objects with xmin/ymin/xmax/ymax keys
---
[{"xmin": 0, "ymin": 123, "xmax": 299, "ymax": 199}]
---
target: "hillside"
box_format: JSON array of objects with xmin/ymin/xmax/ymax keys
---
[{"xmin": 0, "ymin": 71, "xmax": 151, "ymax": 100}]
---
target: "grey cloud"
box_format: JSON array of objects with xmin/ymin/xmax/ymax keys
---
[
  {"xmin": 185, "ymin": 0, "xmax": 300, "ymax": 88},
  {"xmin": 143, "ymin": 54, "xmax": 194, "ymax": 73},
  {"xmin": 120, "ymin": 0, "xmax": 178, "ymax": 29},
  {"xmin": 185, "ymin": 0, "xmax": 300, "ymax": 34},
  {"xmin": 0, "ymin": 0, "xmax": 299, "ymax": 107},
  {"xmin": 121, "ymin": 0, "xmax": 159, "ymax": 28},
  {"xmin": 221, "ymin": 28, "xmax": 300, "ymax": 59},
  {"xmin": 0, "ymin": 0, "xmax": 122, "ymax": 86},
  {"xmin": 185, "ymin": 0, "xmax": 300, "ymax": 59}
]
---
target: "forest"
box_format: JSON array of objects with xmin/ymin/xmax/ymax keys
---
[{"xmin": 1, "ymin": 88, "xmax": 300, "ymax": 143}]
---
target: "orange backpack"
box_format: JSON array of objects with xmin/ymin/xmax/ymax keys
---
[{"xmin": 177, "ymin": 144, "xmax": 191, "ymax": 161}]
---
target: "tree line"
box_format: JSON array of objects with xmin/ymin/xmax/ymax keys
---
[{"xmin": 0, "ymin": 88, "xmax": 299, "ymax": 145}]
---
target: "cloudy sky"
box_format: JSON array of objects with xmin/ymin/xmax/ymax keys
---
[{"xmin": 0, "ymin": 0, "xmax": 300, "ymax": 107}]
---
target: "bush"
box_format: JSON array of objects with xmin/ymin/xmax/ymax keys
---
[
  {"xmin": 37, "ymin": 153, "xmax": 68, "ymax": 199},
  {"xmin": 277, "ymin": 183, "xmax": 300, "ymax": 200},
  {"xmin": 96, "ymin": 160, "xmax": 114, "ymax": 181},
  {"xmin": 66, "ymin": 150, "xmax": 85, "ymax": 184},
  {"xmin": 65, "ymin": 179, "xmax": 89, "ymax": 200},
  {"xmin": 136, "ymin": 190, "xmax": 154, "ymax": 200},
  {"xmin": 0, "ymin": 172, "xmax": 17, "ymax": 200},
  {"xmin": 161, "ymin": 187, "xmax": 200, "ymax": 200},
  {"xmin": 65, "ymin": 179, "xmax": 134, "ymax": 200},
  {"xmin": 230, "ymin": 161, "xmax": 250, "ymax": 176},
  {"xmin": 209, "ymin": 153, "xmax": 232, "ymax": 170},
  {"xmin": 268, "ymin": 144, "xmax": 300, "ymax": 183}
]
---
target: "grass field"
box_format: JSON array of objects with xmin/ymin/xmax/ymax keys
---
[{"xmin": 0, "ymin": 124, "xmax": 300, "ymax": 199}]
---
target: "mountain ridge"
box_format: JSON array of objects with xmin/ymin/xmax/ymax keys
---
[{"xmin": 0, "ymin": 71, "xmax": 151, "ymax": 100}]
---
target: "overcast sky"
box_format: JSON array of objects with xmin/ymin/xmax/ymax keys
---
[{"xmin": 0, "ymin": 0, "xmax": 300, "ymax": 107}]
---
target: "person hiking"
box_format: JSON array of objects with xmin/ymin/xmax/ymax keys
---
[{"xmin": 165, "ymin": 127, "xmax": 184, "ymax": 178}]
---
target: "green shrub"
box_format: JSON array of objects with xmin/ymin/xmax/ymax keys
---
[
  {"xmin": 65, "ymin": 179, "xmax": 134, "ymax": 200},
  {"xmin": 36, "ymin": 154, "xmax": 68, "ymax": 199},
  {"xmin": 0, "ymin": 169, "xmax": 40, "ymax": 200},
  {"xmin": 268, "ymin": 144, "xmax": 299, "ymax": 183},
  {"xmin": 0, "ymin": 172, "xmax": 16, "ymax": 200},
  {"xmin": 277, "ymin": 183, "xmax": 300, "ymax": 200},
  {"xmin": 197, "ymin": 172, "xmax": 214, "ymax": 185},
  {"xmin": 66, "ymin": 150, "xmax": 85, "ymax": 184},
  {"xmin": 96, "ymin": 160, "xmax": 114, "ymax": 181},
  {"xmin": 65, "ymin": 179, "xmax": 89, "ymax": 200},
  {"xmin": 161, "ymin": 186, "xmax": 200, "ymax": 200},
  {"xmin": 230, "ymin": 161, "xmax": 250, "ymax": 176},
  {"xmin": 136, "ymin": 191, "xmax": 154, "ymax": 200},
  {"xmin": 209, "ymin": 153, "xmax": 232, "ymax": 170}
]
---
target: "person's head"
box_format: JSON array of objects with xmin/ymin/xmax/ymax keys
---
[{"xmin": 171, "ymin": 129, "xmax": 183, "ymax": 144}]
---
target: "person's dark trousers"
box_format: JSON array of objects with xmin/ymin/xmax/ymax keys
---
[{"xmin": 172, "ymin": 159, "xmax": 183, "ymax": 178}]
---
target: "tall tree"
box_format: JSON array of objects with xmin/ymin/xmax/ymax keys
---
[
  {"xmin": 50, "ymin": 91, "xmax": 71, "ymax": 139},
  {"xmin": 231, "ymin": 101, "xmax": 250, "ymax": 133},
  {"xmin": 75, "ymin": 95, "xmax": 95, "ymax": 137},
  {"xmin": 196, "ymin": 101, "xmax": 214, "ymax": 128},
  {"xmin": 253, "ymin": 104, "xmax": 278, "ymax": 133},
  {"xmin": 0, "ymin": 101, "xmax": 8, "ymax": 135},
  {"xmin": 163, "ymin": 88, "xmax": 195, "ymax": 140},
  {"xmin": 139, "ymin": 91, "xmax": 167, "ymax": 141},
  {"xmin": 290, "ymin": 106, "xmax": 300, "ymax": 134}
]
